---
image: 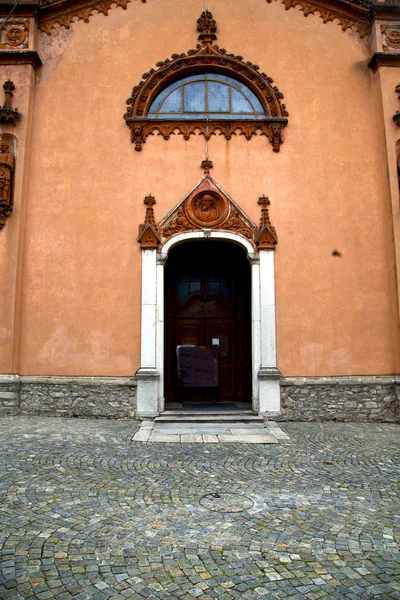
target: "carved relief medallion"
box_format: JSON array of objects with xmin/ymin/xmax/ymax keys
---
[
  {"xmin": 187, "ymin": 191, "xmax": 228, "ymax": 228},
  {"xmin": 0, "ymin": 21, "xmax": 29, "ymax": 50},
  {"xmin": 382, "ymin": 25, "xmax": 400, "ymax": 53}
]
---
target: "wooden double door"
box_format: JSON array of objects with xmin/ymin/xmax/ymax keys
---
[{"xmin": 165, "ymin": 242, "xmax": 251, "ymax": 405}]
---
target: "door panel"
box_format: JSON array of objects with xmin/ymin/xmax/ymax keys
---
[
  {"xmin": 165, "ymin": 241, "xmax": 251, "ymax": 405},
  {"xmin": 177, "ymin": 322, "xmax": 203, "ymax": 346}
]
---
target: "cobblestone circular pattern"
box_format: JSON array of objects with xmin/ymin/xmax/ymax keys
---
[
  {"xmin": 0, "ymin": 417, "xmax": 399, "ymax": 599},
  {"xmin": 199, "ymin": 492, "xmax": 254, "ymax": 512}
]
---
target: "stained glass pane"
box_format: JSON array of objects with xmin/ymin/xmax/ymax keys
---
[
  {"xmin": 160, "ymin": 87, "xmax": 182, "ymax": 113},
  {"xmin": 220, "ymin": 282, "xmax": 231, "ymax": 301},
  {"xmin": 178, "ymin": 282, "xmax": 189, "ymax": 303},
  {"xmin": 209, "ymin": 282, "xmax": 219, "ymax": 293},
  {"xmin": 184, "ymin": 82, "xmax": 206, "ymax": 112},
  {"xmin": 208, "ymin": 276, "xmax": 231, "ymax": 301},
  {"xmin": 231, "ymin": 88, "xmax": 254, "ymax": 114},
  {"xmin": 148, "ymin": 73, "xmax": 266, "ymax": 119},
  {"xmin": 148, "ymin": 80, "xmax": 180, "ymax": 113},
  {"xmin": 208, "ymin": 82, "xmax": 230, "ymax": 112},
  {"xmin": 178, "ymin": 275, "xmax": 201, "ymax": 302},
  {"xmin": 189, "ymin": 280, "xmax": 201, "ymax": 293}
]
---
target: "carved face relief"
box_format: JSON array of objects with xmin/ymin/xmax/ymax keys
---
[
  {"xmin": 186, "ymin": 191, "xmax": 229, "ymax": 228},
  {"xmin": 194, "ymin": 195, "xmax": 220, "ymax": 222},
  {"xmin": 382, "ymin": 25, "xmax": 400, "ymax": 52}
]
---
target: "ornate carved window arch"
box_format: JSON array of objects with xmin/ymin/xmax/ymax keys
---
[{"xmin": 124, "ymin": 11, "xmax": 289, "ymax": 152}]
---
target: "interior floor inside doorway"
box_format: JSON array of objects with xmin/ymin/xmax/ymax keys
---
[{"xmin": 165, "ymin": 402, "xmax": 252, "ymax": 412}]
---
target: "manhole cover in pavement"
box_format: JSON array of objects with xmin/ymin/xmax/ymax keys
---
[{"xmin": 200, "ymin": 493, "xmax": 254, "ymax": 512}]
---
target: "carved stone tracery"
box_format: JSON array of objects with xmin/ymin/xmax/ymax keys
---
[{"xmin": 124, "ymin": 11, "xmax": 288, "ymax": 153}]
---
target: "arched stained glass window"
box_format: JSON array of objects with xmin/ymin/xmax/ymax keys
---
[{"xmin": 148, "ymin": 73, "xmax": 266, "ymax": 120}]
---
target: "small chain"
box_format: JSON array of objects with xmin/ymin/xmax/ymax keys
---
[{"xmin": 206, "ymin": 118, "xmax": 209, "ymax": 160}]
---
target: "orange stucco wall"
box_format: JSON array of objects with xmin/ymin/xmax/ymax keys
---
[{"xmin": 0, "ymin": 0, "xmax": 398, "ymax": 376}]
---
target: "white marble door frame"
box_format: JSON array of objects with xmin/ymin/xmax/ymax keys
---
[{"xmin": 135, "ymin": 231, "xmax": 280, "ymax": 417}]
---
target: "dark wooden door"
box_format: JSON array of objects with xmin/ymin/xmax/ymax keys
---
[{"xmin": 165, "ymin": 242, "xmax": 251, "ymax": 404}]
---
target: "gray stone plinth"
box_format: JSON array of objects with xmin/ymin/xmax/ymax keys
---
[
  {"xmin": 279, "ymin": 376, "xmax": 399, "ymax": 422},
  {"xmin": 19, "ymin": 376, "xmax": 137, "ymax": 419},
  {"xmin": 0, "ymin": 375, "xmax": 20, "ymax": 416}
]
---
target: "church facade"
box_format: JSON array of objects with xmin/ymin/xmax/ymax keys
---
[{"xmin": 0, "ymin": 0, "xmax": 399, "ymax": 421}]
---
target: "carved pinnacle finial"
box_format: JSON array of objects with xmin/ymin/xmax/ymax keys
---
[
  {"xmin": 201, "ymin": 159, "xmax": 213, "ymax": 175},
  {"xmin": 254, "ymin": 196, "xmax": 278, "ymax": 250},
  {"xmin": 144, "ymin": 194, "xmax": 156, "ymax": 207},
  {"xmin": 257, "ymin": 196, "xmax": 272, "ymax": 228},
  {"xmin": 258, "ymin": 195, "xmax": 270, "ymax": 208},
  {"xmin": 197, "ymin": 10, "xmax": 217, "ymax": 43},
  {"xmin": 0, "ymin": 80, "xmax": 20, "ymax": 125},
  {"xmin": 144, "ymin": 194, "xmax": 156, "ymax": 225},
  {"xmin": 138, "ymin": 194, "xmax": 161, "ymax": 248}
]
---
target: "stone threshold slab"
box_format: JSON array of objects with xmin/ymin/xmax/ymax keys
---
[{"xmin": 132, "ymin": 422, "xmax": 289, "ymax": 444}]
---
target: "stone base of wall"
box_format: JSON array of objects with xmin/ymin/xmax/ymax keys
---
[
  {"xmin": 0, "ymin": 375, "xmax": 20, "ymax": 416},
  {"xmin": 1, "ymin": 374, "xmax": 399, "ymax": 421},
  {"xmin": 0, "ymin": 376, "xmax": 137, "ymax": 419},
  {"xmin": 279, "ymin": 376, "xmax": 399, "ymax": 422}
]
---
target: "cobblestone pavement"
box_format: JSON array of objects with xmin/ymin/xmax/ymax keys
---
[{"xmin": 0, "ymin": 417, "xmax": 399, "ymax": 600}]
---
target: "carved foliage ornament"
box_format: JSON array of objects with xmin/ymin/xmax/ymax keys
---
[
  {"xmin": 36, "ymin": 0, "xmax": 145, "ymax": 35},
  {"xmin": 124, "ymin": 11, "xmax": 288, "ymax": 153},
  {"xmin": 265, "ymin": 0, "xmax": 370, "ymax": 38},
  {"xmin": 35, "ymin": 0, "xmax": 371, "ymax": 37},
  {"xmin": 137, "ymin": 173, "xmax": 278, "ymax": 251}
]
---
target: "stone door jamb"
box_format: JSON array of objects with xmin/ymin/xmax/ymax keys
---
[{"xmin": 135, "ymin": 230, "xmax": 280, "ymax": 418}]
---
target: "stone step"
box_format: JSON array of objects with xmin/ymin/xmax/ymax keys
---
[{"xmin": 155, "ymin": 412, "xmax": 265, "ymax": 423}]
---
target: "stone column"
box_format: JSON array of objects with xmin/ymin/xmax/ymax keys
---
[
  {"xmin": 156, "ymin": 254, "xmax": 167, "ymax": 413},
  {"xmin": 136, "ymin": 248, "xmax": 160, "ymax": 417},
  {"xmin": 258, "ymin": 249, "xmax": 281, "ymax": 415}
]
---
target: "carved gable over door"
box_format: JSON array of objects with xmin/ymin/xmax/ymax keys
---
[
  {"xmin": 160, "ymin": 175, "xmax": 254, "ymax": 242},
  {"xmin": 138, "ymin": 171, "xmax": 279, "ymax": 251}
]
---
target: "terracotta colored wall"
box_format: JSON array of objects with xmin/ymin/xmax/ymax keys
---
[
  {"xmin": 0, "ymin": 64, "xmax": 35, "ymax": 373},
  {"xmin": 4, "ymin": 0, "xmax": 397, "ymax": 376}
]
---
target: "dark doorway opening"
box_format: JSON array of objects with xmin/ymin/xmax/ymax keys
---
[{"xmin": 164, "ymin": 241, "xmax": 252, "ymax": 410}]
